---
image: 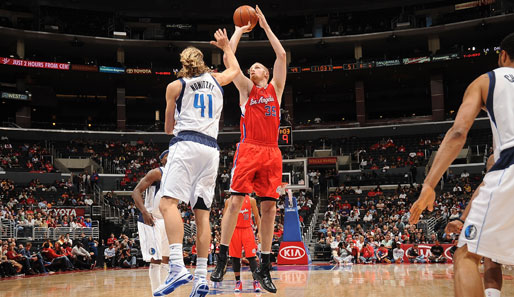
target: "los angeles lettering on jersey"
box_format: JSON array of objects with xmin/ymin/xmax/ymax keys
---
[
  {"xmin": 249, "ymin": 96, "xmax": 275, "ymax": 106},
  {"xmin": 189, "ymin": 80, "xmax": 215, "ymax": 92}
]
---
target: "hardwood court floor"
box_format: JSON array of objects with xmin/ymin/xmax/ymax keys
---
[{"xmin": 2, "ymin": 264, "xmax": 513, "ymax": 297}]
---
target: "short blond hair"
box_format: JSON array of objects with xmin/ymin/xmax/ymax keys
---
[{"xmin": 177, "ymin": 47, "xmax": 211, "ymax": 78}]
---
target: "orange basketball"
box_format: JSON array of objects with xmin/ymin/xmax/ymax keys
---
[{"xmin": 233, "ymin": 5, "xmax": 258, "ymax": 30}]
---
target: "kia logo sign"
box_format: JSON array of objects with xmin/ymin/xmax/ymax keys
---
[{"xmin": 279, "ymin": 246, "xmax": 306, "ymax": 260}]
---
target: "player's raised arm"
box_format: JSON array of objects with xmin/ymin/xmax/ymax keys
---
[
  {"xmin": 255, "ymin": 5, "xmax": 287, "ymax": 101},
  {"xmin": 222, "ymin": 23, "xmax": 254, "ymax": 101},
  {"xmin": 211, "ymin": 28, "xmax": 241, "ymax": 87},
  {"xmin": 409, "ymin": 74, "xmax": 488, "ymax": 224},
  {"xmin": 164, "ymin": 80, "xmax": 182, "ymax": 135},
  {"xmin": 131, "ymin": 168, "xmax": 161, "ymax": 226}
]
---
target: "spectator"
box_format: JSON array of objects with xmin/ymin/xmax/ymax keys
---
[
  {"xmin": 107, "ymin": 233, "xmax": 117, "ymax": 246},
  {"xmin": 41, "ymin": 242, "xmax": 74, "ymax": 271},
  {"xmin": 392, "ymin": 242, "xmax": 405, "ymax": 263},
  {"xmin": 20, "ymin": 242, "xmax": 47, "ymax": 273},
  {"xmin": 359, "ymin": 242, "xmax": 375, "ymax": 264},
  {"xmin": 429, "ymin": 241, "xmax": 446, "ymax": 263},
  {"xmin": 334, "ymin": 242, "xmax": 353, "ymax": 265},
  {"xmin": 6, "ymin": 243, "xmax": 35, "ymax": 275},
  {"xmin": 406, "ymin": 244, "xmax": 426, "ymax": 263},
  {"xmin": 104, "ymin": 243, "xmax": 116, "ymax": 267},
  {"xmin": 376, "ymin": 244, "xmax": 391, "ymax": 264},
  {"xmin": 72, "ymin": 242, "xmax": 93, "ymax": 269}
]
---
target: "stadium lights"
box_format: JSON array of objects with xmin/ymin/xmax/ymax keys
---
[{"xmin": 52, "ymin": 122, "xmax": 56, "ymax": 126}]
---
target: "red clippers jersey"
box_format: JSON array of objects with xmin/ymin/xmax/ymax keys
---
[
  {"xmin": 240, "ymin": 84, "xmax": 280, "ymax": 146},
  {"xmin": 236, "ymin": 195, "xmax": 252, "ymax": 228}
]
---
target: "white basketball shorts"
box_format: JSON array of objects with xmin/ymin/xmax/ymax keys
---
[
  {"xmin": 138, "ymin": 218, "xmax": 170, "ymax": 262},
  {"xmin": 458, "ymin": 163, "xmax": 514, "ymax": 265},
  {"xmin": 160, "ymin": 131, "xmax": 220, "ymax": 209}
]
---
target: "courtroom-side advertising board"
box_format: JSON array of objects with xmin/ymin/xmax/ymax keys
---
[
  {"xmin": 125, "ymin": 68, "xmax": 152, "ymax": 74},
  {"xmin": 1, "ymin": 57, "xmax": 70, "ymax": 70},
  {"xmin": 49, "ymin": 207, "xmax": 86, "ymax": 217},
  {"xmin": 400, "ymin": 244, "xmax": 454, "ymax": 263},
  {"xmin": 71, "ymin": 64, "xmax": 99, "ymax": 72},
  {"xmin": 99, "ymin": 66, "xmax": 125, "ymax": 74},
  {"xmin": 308, "ymin": 157, "xmax": 337, "ymax": 165},
  {"xmin": 1, "ymin": 92, "xmax": 29, "ymax": 101}
]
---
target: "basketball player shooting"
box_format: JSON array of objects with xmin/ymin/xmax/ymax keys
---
[
  {"xmin": 210, "ymin": 5, "xmax": 287, "ymax": 294},
  {"xmin": 409, "ymin": 32, "xmax": 514, "ymax": 297}
]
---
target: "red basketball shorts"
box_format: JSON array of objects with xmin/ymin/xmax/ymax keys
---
[
  {"xmin": 229, "ymin": 227, "xmax": 257, "ymax": 258},
  {"xmin": 230, "ymin": 142, "xmax": 283, "ymax": 199}
]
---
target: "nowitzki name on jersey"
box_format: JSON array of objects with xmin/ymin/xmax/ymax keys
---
[
  {"xmin": 250, "ymin": 96, "xmax": 275, "ymax": 106},
  {"xmin": 189, "ymin": 80, "xmax": 215, "ymax": 92}
]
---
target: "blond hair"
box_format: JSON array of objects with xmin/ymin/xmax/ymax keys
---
[{"xmin": 177, "ymin": 47, "xmax": 211, "ymax": 78}]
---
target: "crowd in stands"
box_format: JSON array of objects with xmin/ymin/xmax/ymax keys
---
[
  {"xmin": 0, "ymin": 137, "xmax": 54, "ymax": 173},
  {"xmin": 356, "ymin": 136, "xmax": 441, "ymax": 170},
  {"xmin": 0, "ymin": 231, "xmax": 145, "ymax": 278},
  {"xmin": 56, "ymin": 139, "xmax": 164, "ymax": 190},
  {"xmin": 315, "ymin": 170, "xmax": 482, "ymax": 264},
  {"xmin": 1, "ymin": 178, "xmax": 96, "ymax": 240}
]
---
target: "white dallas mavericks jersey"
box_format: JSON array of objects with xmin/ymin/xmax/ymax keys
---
[
  {"xmin": 143, "ymin": 167, "xmax": 164, "ymax": 214},
  {"xmin": 173, "ymin": 73, "xmax": 224, "ymax": 138},
  {"xmin": 486, "ymin": 67, "xmax": 514, "ymax": 160}
]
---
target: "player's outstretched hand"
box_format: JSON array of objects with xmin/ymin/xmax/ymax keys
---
[
  {"xmin": 210, "ymin": 28, "xmax": 230, "ymax": 50},
  {"xmin": 408, "ymin": 185, "xmax": 435, "ymax": 225},
  {"xmin": 445, "ymin": 220, "xmax": 463, "ymax": 235},
  {"xmin": 236, "ymin": 21, "xmax": 252, "ymax": 33},
  {"xmin": 255, "ymin": 5, "xmax": 269, "ymax": 30}
]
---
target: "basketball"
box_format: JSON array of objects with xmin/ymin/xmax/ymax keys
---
[{"xmin": 233, "ymin": 5, "xmax": 258, "ymax": 30}]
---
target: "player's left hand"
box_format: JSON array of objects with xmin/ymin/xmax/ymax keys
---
[
  {"xmin": 445, "ymin": 220, "xmax": 464, "ymax": 234},
  {"xmin": 210, "ymin": 28, "xmax": 230, "ymax": 50},
  {"xmin": 142, "ymin": 211, "xmax": 155, "ymax": 226},
  {"xmin": 255, "ymin": 5, "xmax": 269, "ymax": 30},
  {"xmin": 409, "ymin": 185, "xmax": 435, "ymax": 225}
]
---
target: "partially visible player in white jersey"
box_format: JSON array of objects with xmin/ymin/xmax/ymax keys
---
[
  {"xmin": 132, "ymin": 150, "xmax": 169, "ymax": 294},
  {"xmin": 409, "ymin": 32, "xmax": 514, "ymax": 297},
  {"xmin": 153, "ymin": 28, "xmax": 240, "ymax": 297}
]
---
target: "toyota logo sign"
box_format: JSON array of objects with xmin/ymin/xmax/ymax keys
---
[{"xmin": 279, "ymin": 246, "xmax": 306, "ymax": 260}]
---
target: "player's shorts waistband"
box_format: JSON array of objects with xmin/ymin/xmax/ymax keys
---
[
  {"xmin": 490, "ymin": 146, "xmax": 514, "ymax": 172},
  {"xmin": 240, "ymin": 139, "xmax": 278, "ymax": 147},
  {"xmin": 170, "ymin": 130, "xmax": 219, "ymax": 150}
]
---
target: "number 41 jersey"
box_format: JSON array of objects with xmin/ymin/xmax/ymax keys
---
[
  {"xmin": 240, "ymin": 83, "xmax": 280, "ymax": 146},
  {"xmin": 173, "ymin": 73, "xmax": 224, "ymax": 138}
]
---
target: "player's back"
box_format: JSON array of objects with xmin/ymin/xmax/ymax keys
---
[
  {"xmin": 487, "ymin": 67, "xmax": 514, "ymax": 158},
  {"xmin": 240, "ymin": 84, "xmax": 280, "ymax": 146},
  {"xmin": 236, "ymin": 195, "xmax": 252, "ymax": 228},
  {"xmin": 173, "ymin": 73, "xmax": 224, "ymax": 139}
]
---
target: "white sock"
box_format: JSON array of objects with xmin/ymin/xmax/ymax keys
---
[
  {"xmin": 485, "ymin": 288, "xmax": 501, "ymax": 297},
  {"xmin": 195, "ymin": 258, "xmax": 208, "ymax": 279},
  {"xmin": 160, "ymin": 263, "xmax": 169, "ymax": 281},
  {"xmin": 149, "ymin": 263, "xmax": 161, "ymax": 292},
  {"xmin": 169, "ymin": 244, "xmax": 185, "ymax": 267}
]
